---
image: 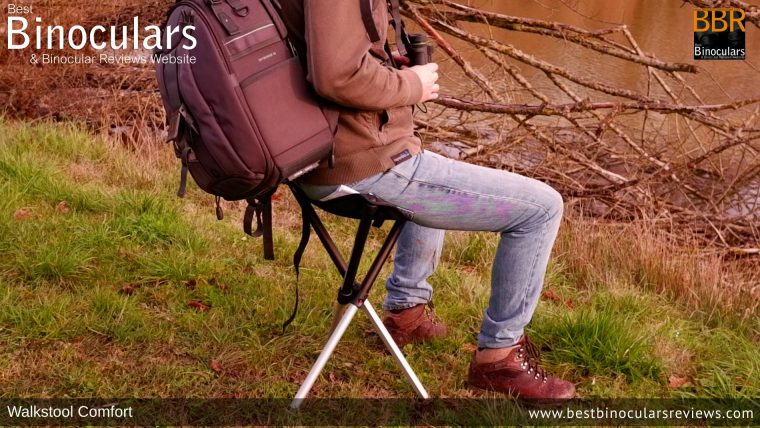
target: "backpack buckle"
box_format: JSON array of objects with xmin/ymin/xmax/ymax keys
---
[
  {"xmin": 167, "ymin": 112, "xmax": 181, "ymax": 143},
  {"xmin": 226, "ymin": 0, "xmax": 249, "ymax": 17}
]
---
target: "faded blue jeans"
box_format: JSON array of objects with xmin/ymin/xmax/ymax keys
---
[{"xmin": 299, "ymin": 151, "xmax": 563, "ymax": 348}]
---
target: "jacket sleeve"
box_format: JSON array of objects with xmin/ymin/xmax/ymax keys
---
[{"xmin": 304, "ymin": 0, "xmax": 423, "ymax": 110}]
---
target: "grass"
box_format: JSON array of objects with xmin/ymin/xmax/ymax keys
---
[{"xmin": 0, "ymin": 119, "xmax": 758, "ymax": 406}]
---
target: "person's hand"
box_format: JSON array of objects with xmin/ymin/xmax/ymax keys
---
[{"xmin": 409, "ymin": 63, "xmax": 440, "ymax": 103}]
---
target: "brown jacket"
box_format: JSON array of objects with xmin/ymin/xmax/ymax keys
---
[{"xmin": 280, "ymin": 0, "xmax": 423, "ymax": 185}]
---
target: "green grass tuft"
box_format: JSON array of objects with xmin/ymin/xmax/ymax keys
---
[{"xmin": 532, "ymin": 308, "xmax": 662, "ymax": 384}]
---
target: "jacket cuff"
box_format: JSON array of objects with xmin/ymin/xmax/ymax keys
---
[{"xmin": 399, "ymin": 68, "xmax": 424, "ymax": 105}]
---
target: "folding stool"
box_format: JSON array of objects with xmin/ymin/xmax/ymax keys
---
[{"xmin": 287, "ymin": 183, "xmax": 429, "ymax": 409}]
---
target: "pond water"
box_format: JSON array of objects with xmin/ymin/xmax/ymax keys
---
[
  {"xmin": 438, "ymin": 0, "xmax": 759, "ymax": 219},
  {"xmin": 459, "ymin": 0, "xmax": 760, "ymax": 103}
]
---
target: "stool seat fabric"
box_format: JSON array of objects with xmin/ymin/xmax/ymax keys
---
[{"xmin": 313, "ymin": 193, "xmax": 410, "ymax": 222}]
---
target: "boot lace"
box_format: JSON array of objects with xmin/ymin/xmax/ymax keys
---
[
  {"xmin": 516, "ymin": 336, "xmax": 548, "ymax": 383},
  {"xmin": 423, "ymin": 303, "xmax": 443, "ymax": 325}
]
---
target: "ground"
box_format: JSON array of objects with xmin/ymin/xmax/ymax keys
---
[{"xmin": 0, "ymin": 120, "xmax": 757, "ymax": 424}]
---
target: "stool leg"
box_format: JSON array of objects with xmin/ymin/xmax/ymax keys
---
[
  {"xmin": 329, "ymin": 302, "xmax": 349, "ymax": 334},
  {"xmin": 291, "ymin": 303, "xmax": 360, "ymax": 410},
  {"xmin": 363, "ymin": 299, "xmax": 430, "ymax": 399}
]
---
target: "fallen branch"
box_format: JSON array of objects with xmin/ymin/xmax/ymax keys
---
[{"xmin": 403, "ymin": 0, "xmax": 760, "ymax": 245}]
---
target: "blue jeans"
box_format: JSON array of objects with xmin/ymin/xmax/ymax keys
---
[{"xmin": 299, "ymin": 151, "xmax": 563, "ymax": 348}]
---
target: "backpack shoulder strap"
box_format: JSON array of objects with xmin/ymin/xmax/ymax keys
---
[
  {"xmin": 361, "ymin": 0, "xmax": 410, "ymax": 65},
  {"xmin": 388, "ymin": 0, "xmax": 407, "ymax": 56},
  {"xmin": 360, "ymin": 0, "xmax": 381, "ymax": 43}
]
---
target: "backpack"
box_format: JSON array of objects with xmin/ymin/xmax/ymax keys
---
[
  {"xmin": 155, "ymin": 0, "xmax": 344, "ymax": 260},
  {"xmin": 155, "ymin": 0, "xmax": 418, "ymax": 329},
  {"xmin": 155, "ymin": 0, "xmax": 394, "ymax": 260}
]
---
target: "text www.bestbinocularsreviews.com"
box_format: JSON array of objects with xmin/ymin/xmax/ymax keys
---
[{"xmin": 528, "ymin": 407, "xmax": 754, "ymax": 422}]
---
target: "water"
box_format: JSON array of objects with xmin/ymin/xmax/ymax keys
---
[
  {"xmin": 437, "ymin": 0, "xmax": 760, "ymax": 220},
  {"xmin": 457, "ymin": 0, "xmax": 760, "ymax": 103}
]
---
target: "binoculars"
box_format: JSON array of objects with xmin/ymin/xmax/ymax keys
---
[{"xmin": 405, "ymin": 33, "xmax": 434, "ymax": 66}]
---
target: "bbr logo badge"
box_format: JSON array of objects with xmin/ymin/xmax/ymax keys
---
[{"xmin": 694, "ymin": 8, "xmax": 746, "ymax": 60}]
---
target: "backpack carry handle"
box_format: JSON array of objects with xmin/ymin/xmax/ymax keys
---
[{"xmin": 244, "ymin": 193, "xmax": 275, "ymax": 260}]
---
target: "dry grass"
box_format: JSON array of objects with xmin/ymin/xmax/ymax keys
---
[
  {"xmin": 1, "ymin": 0, "xmax": 757, "ymax": 327},
  {"xmin": 555, "ymin": 215, "xmax": 759, "ymax": 325},
  {"xmin": 0, "ymin": 0, "xmax": 170, "ymax": 149}
]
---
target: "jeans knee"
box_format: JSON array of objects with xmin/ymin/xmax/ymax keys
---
[
  {"xmin": 514, "ymin": 180, "xmax": 564, "ymax": 232},
  {"xmin": 546, "ymin": 186, "xmax": 564, "ymax": 221},
  {"xmin": 529, "ymin": 181, "xmax": 563, "ymax": 226}
]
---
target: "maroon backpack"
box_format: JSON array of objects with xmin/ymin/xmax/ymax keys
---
[{"xmin": 155, "ymin": 0, "xmax": 365, "ymax": 259}]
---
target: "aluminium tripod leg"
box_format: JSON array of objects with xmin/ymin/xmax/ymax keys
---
[
  {"xmin": 291, "ymin": 303, "xmax": 360, "ymax": 410},
  {"xmin": 363, "ymin": 299, "xmax": 429, "ymax": 399},
  {"xmin": 329, "ymin": 302, "xmax": 349, "ymax": 334}
]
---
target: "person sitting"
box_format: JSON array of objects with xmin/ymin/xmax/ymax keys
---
[{"xmin": 279, "ymin": 0, "xmax": 575, "ymax": 402}]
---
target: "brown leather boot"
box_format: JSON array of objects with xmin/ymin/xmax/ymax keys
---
[
  {"xmin": 468, "ymin": 335, "xmax": 576, "ymax": 404},
  {"xmin": 382, "ymin": 304, "xmax": 448, "ymax": 348}
]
